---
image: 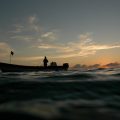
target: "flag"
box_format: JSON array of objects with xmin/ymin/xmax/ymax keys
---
[{"xmin": 11, "ymin": 51, "xmax": 14, "ymax": 56}]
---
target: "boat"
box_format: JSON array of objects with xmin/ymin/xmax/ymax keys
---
[{"xmin": 0, "ymin": 62, "xmax": 69, "ymax": 72}]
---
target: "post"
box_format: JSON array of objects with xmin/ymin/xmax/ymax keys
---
[
  {"xmin": 10, "ymin": 51, "xmax": 14, "ymax": 64},
  {"xmin": 10, "ymin": 53, "xmax": 11, "ymax": 64}
]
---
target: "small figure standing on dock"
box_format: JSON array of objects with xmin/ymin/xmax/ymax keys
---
[{"xmin": 43, "ymin": 56, "xmax": 48, "ymax": 67}]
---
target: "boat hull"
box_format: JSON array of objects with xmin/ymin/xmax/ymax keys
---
[{"xmin": 0, "ymin": 62, "xmax": 69, "ymax": 72}]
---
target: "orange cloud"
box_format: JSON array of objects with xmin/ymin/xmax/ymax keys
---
[{"xmin": 36, "ymin": 33, "xmax": 120, "ymax": 58}]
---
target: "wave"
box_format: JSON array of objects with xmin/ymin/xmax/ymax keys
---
[
  {"xmin": 0, "ymin": 69, "xmax": 119, "ymax": 83},
  {"xmin": 0, "ymin": 99, "xmax": 120, "ymax": 120},
  {"xmin": 0, "ymin": 79, "xmax": 120, "ymax": 103},
  {"xmin": 43, "ymin": 72, "xmax": 96, "ymax": 81},
  {"xmin": 112, "ymin": 73, "xmax": 120, "ymax": 76},
  {"xmin": 0, "ymin": 80, "xmax": 120, "ymax": 120},
  {"xmin": 0, "ymin": 68, "xmax": 120, "ymax": 120}
]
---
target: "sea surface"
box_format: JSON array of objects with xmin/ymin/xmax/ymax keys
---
[{"xmin": 0, "ymin": 68, "xmax": 120, "ymax": 120}]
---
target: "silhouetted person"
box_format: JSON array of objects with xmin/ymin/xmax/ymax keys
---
[{"xmin": 43, "ymin": 56, "xmax": 48, "ymax": 67}]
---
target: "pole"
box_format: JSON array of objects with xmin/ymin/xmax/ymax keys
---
[
  {"xmin": 10, "ymin": 51, "xmax": 14, "ymax": 64},
  {"xmin": 10, "ymin": 53, "xmax": 11, "ymax": 64}
]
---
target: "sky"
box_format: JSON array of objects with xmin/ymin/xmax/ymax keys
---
[{"xmin": 0, "ymin": 0, "xmax": 120, "ymax": 66}]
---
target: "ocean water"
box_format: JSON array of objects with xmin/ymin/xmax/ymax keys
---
[{"xmin": 0, "ymin": 68, "xmax": 120, "ymax": 120}]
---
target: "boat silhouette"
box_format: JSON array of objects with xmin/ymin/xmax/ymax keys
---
[{"xmin": 0, "ymin": 62, "xmax": 69, "ymax": 72}]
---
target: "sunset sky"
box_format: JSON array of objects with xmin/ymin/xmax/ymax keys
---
[{"xmin": 0, "ymin": 0, "xmax": 120, "ymax": 66}]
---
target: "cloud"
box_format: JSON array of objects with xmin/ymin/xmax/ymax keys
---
[
  {"xmin": 10, "ymin": 15, "xmax": 57, "ymax": 43},
  {"xmin": 37, "ymin": 43, "xmax": 64, "ymax": 49},
  {"xmin": 83, "ymin": 44, "xmax": 120, "ymax": 50},
  {"xmin": 7, "ymin": 15, "xmax": 120, "ymax": 62},
  {"xmin": 28, "ymin": 16, "xmax": 37, "ymax": 24},
  {"xmin": 13, "ymin": 56, "xmax": 44, "ymax": 65},
  {"xmin": 10, "ymin": 15, "xmax": 41, "ymax": 40},
  {"xmin": 28, "ymin": 15, "xmax": 41, "ymax": 33},
  {"xmin": 10, "ymin": 35, "xmax": 34, "ymax": 42},
  {"xmin": 41, "ymin": 32, "xmax": 57, "ymax": 41},
  {"xmin": 36, "ymin": 33, "xmax": 120, "ymax": 58},
  {"xmin": 10, "ymin": 24, "xmax": 24, "ymax": 33},
  {"xmin": 14, "ymin": 56, "xmax": 43, "ymax": 62},
  {"xmin": 0, "ymin": 42, "xmax": 13, "ymax": 58}
]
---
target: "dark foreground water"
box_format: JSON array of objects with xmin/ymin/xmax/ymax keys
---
[{"xmin": 0, "ymin": 68, "xmax": 120, "ymax": 120}]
